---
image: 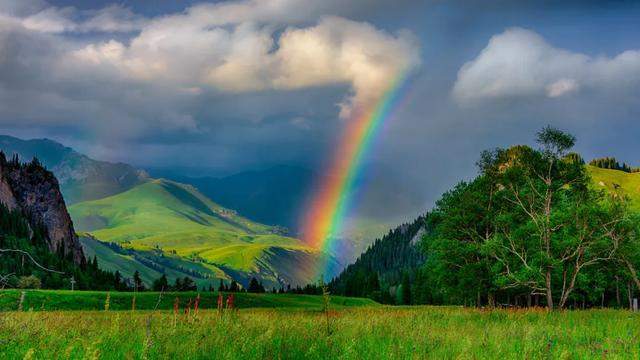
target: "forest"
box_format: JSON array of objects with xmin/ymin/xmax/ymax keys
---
[{"xmin": 332, "ymin": 127, "xmax": 640, "ymax": 309}]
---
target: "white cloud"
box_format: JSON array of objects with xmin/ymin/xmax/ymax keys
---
[
  {"xmin": 546, "ymin": 78, "xmax": 578, "ymax": 97},
  {"xmin": 453, "ymin": 28, "xmax": 640, "ymax": 103},
  {"xmin": 8, "ymin": 3, "xmax": 146, "ymax": 33},
  {"xmin": 22, "ymin": 6, "xmax": 76, "ymax": 33},
  {"xmin": 70, "ymin": 12, "xmax": 420, "ymax": 119},
  {"xmin": 80, "ymin": 5, "xmax": 147, "ymax": 33}
]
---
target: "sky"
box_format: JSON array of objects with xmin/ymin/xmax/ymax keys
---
[{"xmin": 0, "ymin": 0, "xmax": 639, "ymax": 224}]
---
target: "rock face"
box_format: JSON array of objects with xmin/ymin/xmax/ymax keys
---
[{"xmin": 0, "ymin": 154, "xmax": 85, "ymax": 265}]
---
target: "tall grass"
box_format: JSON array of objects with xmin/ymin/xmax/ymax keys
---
[{"xmin": 1, "ymin": 307, "xmax": 639, "ymax": 359}]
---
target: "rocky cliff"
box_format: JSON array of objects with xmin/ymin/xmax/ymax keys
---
[{"xmin": 0, "ymin": 153, "xmax": 85, "ymax": 265}]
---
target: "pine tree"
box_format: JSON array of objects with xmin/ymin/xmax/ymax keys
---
[
  {"xmin": 401, "ymin": 272, "xmax": 411, "ymax": 305},
  {"xmin": 152, "ymin": 274, "xmax": 168, "ymax": 291},
  {"xmin": 133, "ymin": 271, "xmax": 143, "ymax": 292}
]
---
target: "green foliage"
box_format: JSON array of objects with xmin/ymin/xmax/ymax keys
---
[
  {"xmin": 423, "ymin": 127, "xmax": 640, "ymax": 309},
  {"xmin": 16, "ymin": 275, "xmax": 41, "ymax": 289},
  {"xmin": 248, "ymin": 277, "xmax": 266, "ymax": 293},
  {"xmin": 152, "ymin": 274, "xmax": 169, "ymax": 292}
]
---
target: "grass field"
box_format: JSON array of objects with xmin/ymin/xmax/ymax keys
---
[
  {"xmin": 0, "ymin": 290, "xmax": 376, "ymax": 311},
  {"xmin": 1, "ymin": 306, "xmax": 639, "ymax": 359}
]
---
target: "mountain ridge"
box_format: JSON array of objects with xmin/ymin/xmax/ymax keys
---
[{"xmin": 0, "ymin": 135, "xmax": 148, "ymax": 204}]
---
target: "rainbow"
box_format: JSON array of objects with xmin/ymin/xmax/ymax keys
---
[{"xmin": 300, "ymin": 70, "xmax": 412, "ymax": 272}]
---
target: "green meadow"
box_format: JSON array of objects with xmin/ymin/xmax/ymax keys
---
[
  {"xmin": 2, "ymin": 305, "xmax": 639, "ymax": 359},
  {"xmin": 0, "ymin": 290, "xmax": 376, "ymax": 311}
]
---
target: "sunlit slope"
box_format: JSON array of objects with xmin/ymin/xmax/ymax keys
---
[
  {"xmin": 70, "ymin": 179, "xmax": 339, "ymax": 287},
  {"xmin": 79, "ymin": 235, "xmax": 229, "ymax": 288},
  {"xmin": 588, "ymin": 165, "xmax": 640, "ymax": 210}
]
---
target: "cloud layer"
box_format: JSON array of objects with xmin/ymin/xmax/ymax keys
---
[
  {"xmin": 453, "ymin": 28, "xmax": 640, "ymax": 103},
  {"xmin": 0, "ymin": 0, "xmax": 420, "ymax": 142},
  {"xmin": 70, "ymin": 14, "xmax": 419, "ymax": 119}
]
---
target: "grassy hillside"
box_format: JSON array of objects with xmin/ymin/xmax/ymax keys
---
[
  {"xmin": 70, "ymin": 179, "xmax": 340, "ymax": 288},
  {"xmin": 0, "ymin": 289, "xmax": 376, "ymax": 311},
  {"xmin": 165, "ymin": 165, "xmax": 315, "ymax": 231},
  {"xmin": 588, "ymin": 165, "xmax": 640, "ymax": 210}
]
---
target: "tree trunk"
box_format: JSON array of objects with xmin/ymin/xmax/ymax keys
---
[
  {"xmin": 546, "ymin": 269, "xmax": 554, "ymax": 310},
  {"xmin": 488, "ymin": 292, "xmax": 496, "ymax": 309},
  {"xmin": 616, "ymin": 276, "xmax": 621, "ymax": 308}
]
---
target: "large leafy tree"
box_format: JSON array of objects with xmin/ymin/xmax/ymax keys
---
[{"xmin": 425, "ymin": 127, "xmax": 638, "ymax": 309}]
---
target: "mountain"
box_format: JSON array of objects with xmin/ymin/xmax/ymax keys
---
[
  {"xmin": 0, "ymin": 135, "xmax": 148, "ymax": 204},
  {"xmin": 0, "ymin": 154, "xmax": 84, "ymax": 264},
  {"xmin": 70, "ymin": 179, "xmax": 340, "ymax": 288},
  {"xmin": 163, "ymin": 165, "xmax": 315, "ymax": 232}
]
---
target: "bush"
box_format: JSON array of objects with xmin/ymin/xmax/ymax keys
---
[{"xmin": 17, "ymin": 275, "xmax": 41, "ymax": 289}]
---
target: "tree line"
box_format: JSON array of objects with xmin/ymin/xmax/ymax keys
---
[{"xmin": 589, "ymin": 157, "xmax": 639, "ymax": 173}]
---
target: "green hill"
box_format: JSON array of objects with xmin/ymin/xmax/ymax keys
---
[
  {"xmin": 70, "ymin": 179, "xmax": 340, "ymax": 289},
  {"xmin": 588, "ymin": 165, "xmax": 640, "ymax": 210}
]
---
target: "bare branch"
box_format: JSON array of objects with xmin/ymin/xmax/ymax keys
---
[{"xmin": 0, "ymin": 248, "xmax": 65, "ymax": 274}]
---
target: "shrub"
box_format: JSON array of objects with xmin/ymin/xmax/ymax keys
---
[{"xmin": 17, "ymin": 275, "xmax": 41, "ymax": 289}]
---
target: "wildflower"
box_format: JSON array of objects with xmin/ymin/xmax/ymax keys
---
[
  {"xmin": 226, "ymin": 293, "xmax": 235, "ymax": 310},
  {"xmin": 217, "ymin": 293, "xmax": 224, "ymax": 314},
  {"xmin": 173, "ymin": 297, "xmax": 180, "ymax": 315},
  {"xmin": 185, "ymin": 298, "xmax": 192, "ymax": 317}
]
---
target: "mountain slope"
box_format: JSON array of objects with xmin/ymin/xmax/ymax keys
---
[
  {"xmin": 329, "ymin": 216, "xmax": 426, "ymax": 302},
  {"xmin": 0, "ymin": 135, "xmax": 148, "ymax": 204},
  {"xmin": 70, "ymin": 179, "xmax": 339, "ymax": 288},
  {"xmin": 164, "ymin": 165, "xmax": 394, "ymax": 263},
  {"xmin": 164, "ymin": 165, "xmax": 314, "ymax": 231}
]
